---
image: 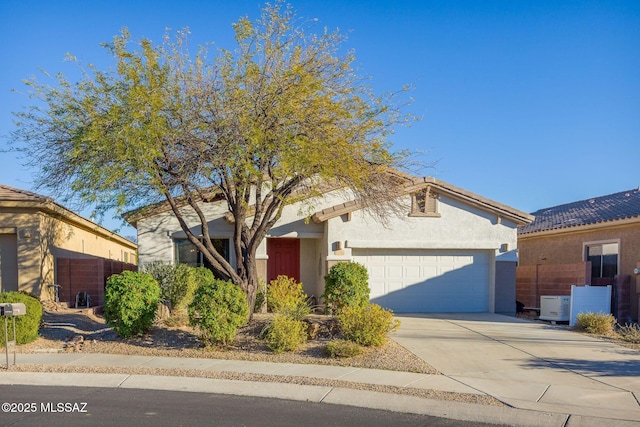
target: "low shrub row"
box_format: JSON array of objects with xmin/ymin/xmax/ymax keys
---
[
  {"xmin": 102, "ymin": 261, "xmax": 401, "ymax": 356},
  {"xmin": 104, "ymin": 269, "xmax": 249, "ymax": 344}
]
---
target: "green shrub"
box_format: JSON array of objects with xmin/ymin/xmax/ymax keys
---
[
  {"xmin": 141, "ymin": 261, "xmax": 176, "ymax": 297},
  {"xmin": 263, "ymin": 314, "xmax": 307, "ymax": 353},
  {"xmin": 323, "ymin": 262, "xmax": 370, "ymax": 314},
  {"xmin": 267, "ymin": 275, "xmax": 310, "ymax": 320},
  {"xmin": 142, "ymin": 262, "xmax": 214, "ymax": 311},
  {"xmin": 188, "ymin": 279, "xmax": 249, "ymax": 346},
  {"xmin": 325, "ymin": 339, "xmax": 362, "ymax": 358},
  {"xmin": 171, "ymin": 265, "xmax": 214, "ymax": 311},
  {"xmin": 617, "ymin": 323, "xmax": 640, "ymax": 343},
  {"xmin": 103, "ymin": 271, "xmax": 161, "ymax": 338},
  {"xmin": 337, "ymin": 303, "xmax": 400, "ymax": 347},
  {"xmin": 0, "ymin": 291, "xmax": 43, "ymax": 344},
  {"xmin": 574, "ymin": 312, "xmax": 616, "ymax": 335}
]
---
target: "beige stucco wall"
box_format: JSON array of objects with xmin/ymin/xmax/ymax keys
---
[
  {"xmin": 518, "ymin": 221, "xmax": 640, "ymax": 320},
  {"xmin": 0, "ymin": 205, "xmax": 137, "ymax": 299},
  {"xmin": 136, "ymin": 189, "xmax": 522, "ymax": 307}
]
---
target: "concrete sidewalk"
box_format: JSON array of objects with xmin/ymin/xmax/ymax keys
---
[
  {"xmin": 1, "ymin": 313, "xmax": 639, "ymax": 426},
  {"xmin": 393, "ymin": 313, "xmax": 640, "ymax": 424},
  {"xmin": 0, "ymin": 354, "xmax": 625, "ymax": 427}
]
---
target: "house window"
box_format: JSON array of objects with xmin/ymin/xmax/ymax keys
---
[
  {"xmin": 175, "ymin": 238, "xmax": 230, "ymax": 270},
  {"xmin": 410, "ymin": 188, "xmax": 440, "ymax": 217},
  {"xmin": 585, "ymin": 242, "xmax": 618, "ymax": 279}
]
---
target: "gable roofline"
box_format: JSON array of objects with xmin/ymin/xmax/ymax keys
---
[
  {"xmin": 122, "ymin": 189, "xmax": 225, "ymax": 228},
  {"xmin": 311, "ymin": 177, "xmax": 534, "ymax": 226},
  {"xmin": 0, "ymin": 184, "xmax": 137, "ymax": 250},
  {"xmin": 518, "ymin": 187, "xmax": 640, "ymax": 236}
]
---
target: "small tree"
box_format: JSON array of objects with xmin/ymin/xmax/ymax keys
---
[{"xmin": 11, "ymin": 1, "xmax": 414, "ymax": 315}]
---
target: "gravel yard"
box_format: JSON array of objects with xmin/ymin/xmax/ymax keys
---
[{"xmin": 6, "ymin": 305, "xmax": 504, "ymax": 407}]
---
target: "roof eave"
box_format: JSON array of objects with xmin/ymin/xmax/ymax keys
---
[
  {"xmin": 311, "ymin": 177, "xmax": 534, "ymax": 226},
  {"xmin": 518, "ymin": 215, "xmax": 640, "ymax": 238}
]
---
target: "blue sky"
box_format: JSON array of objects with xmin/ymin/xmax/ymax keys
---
[{"xmin": 1, "ymin": 0, "xmax": 638, "ymax": 236}]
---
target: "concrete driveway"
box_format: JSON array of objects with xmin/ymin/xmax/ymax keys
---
[{"xmin": 392, "ymin": 313, "xmax": 640, "ymax": 422}]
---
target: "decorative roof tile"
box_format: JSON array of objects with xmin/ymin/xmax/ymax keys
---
[
  {"xmin": 0, "ymin": 184, "xmax": 50, "ymax": 202},
  {"xmin": 518, "ymin": 188, "xmax": 640, "ymax": 234}
]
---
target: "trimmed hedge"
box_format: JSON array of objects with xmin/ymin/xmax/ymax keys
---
[
  {"xmin": 103, "ymin": 271, "xmax": 162, "ymax": 338},
  {"xmin": 188, "ymin": 279, "xmax": 249, "ymax": 346},
  {"xmin": 0, "ymin": 292, "xmax": 42, "ymax": 344},
  {"xmin": 323, "ymin": 262, "xmax": 370, "ymax": 314}
]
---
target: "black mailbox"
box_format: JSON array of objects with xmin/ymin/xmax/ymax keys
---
[{"xmin": 0, "ymin": 303, "xmax": 27, "ymax": 316}]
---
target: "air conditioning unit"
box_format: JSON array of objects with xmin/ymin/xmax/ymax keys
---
[{"xmin": 540, "ymin": 296, "xmax": 571, "ymax": 322}]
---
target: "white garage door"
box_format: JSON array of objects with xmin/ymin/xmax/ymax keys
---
[{"xmin": 352, "ymin": 249, "xmax": 490, "ymax": 313}]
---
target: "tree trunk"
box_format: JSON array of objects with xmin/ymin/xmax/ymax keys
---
[{"xmin": 242, "ymin": 257, "xmax": 260, "ymax": 320}]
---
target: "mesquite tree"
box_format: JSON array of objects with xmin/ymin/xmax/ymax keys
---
[{"xmin": 11, "ymin": 2, "xmax": 413, "ymax": 313}]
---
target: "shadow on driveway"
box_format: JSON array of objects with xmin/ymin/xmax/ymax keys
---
[{"xmin": 522, "ymin": 357, "xmax": 640, "ymax": 377}]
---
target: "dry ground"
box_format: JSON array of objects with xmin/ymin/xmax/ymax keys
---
[
  {"xmin": 22, "ymin": 306, "xmax": 436, "ymax": 373},
  {"xmin": 12, "ymin": 306, "xmax": 636, "ymax": 407},
  {"xmin": 7, "ymin": 305, "xmax": 509, "ymax": 406}
]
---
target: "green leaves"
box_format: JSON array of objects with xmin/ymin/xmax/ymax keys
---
[
  {"xmin": 188, "ymin": 279, "xmax": 249, "ymax": 346},
  {"xmin": 103, "ymin": 271, "xmax": 162, "ymax": 338},
  {"xmin": 11, "ymin": 2, "xmax": 414, "ymax": 310}
]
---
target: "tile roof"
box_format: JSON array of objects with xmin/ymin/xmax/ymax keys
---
[
  {"xmin": 312, "ymin": 177, "xmax": 534, "ymax": 226},
  {"xmin": 518, "ymin": 187, "xmax": 640, "ymax": 234},
  {"xmin": 0, "ymin": 184, "xmax": 50, "ymax": 202}
]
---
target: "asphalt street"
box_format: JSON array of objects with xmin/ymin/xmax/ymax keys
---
[{"xmin": 0, "ymin": 385, "xmax": 504, "ymax": 427}]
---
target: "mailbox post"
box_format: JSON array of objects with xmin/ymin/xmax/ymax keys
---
[{"xmin": 1, "ymin": 303, "xmax": 27, "ymax": 368}]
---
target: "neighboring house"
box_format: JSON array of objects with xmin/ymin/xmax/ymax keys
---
[
  {"xmin": 125, "ymin": 176, "xmax": 533, "ymax": 315},
  {"xmin": 518, "ymin": 188, "xmax": 640, "ymax": 322},
  {"xmin": 0, "ymin": 184, "xmax": 137, "ymax": 306}
]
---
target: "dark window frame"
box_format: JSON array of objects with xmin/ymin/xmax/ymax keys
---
[
  {"xmin": 174, "ymin": 237, "xmax": 230, "ymax": 268},
  {"xmin": 585, "ymin": 242, "xmax": 619, "ymax": 279}
]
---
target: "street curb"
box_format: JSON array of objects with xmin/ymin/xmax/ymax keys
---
[{"xmin": 3, "ymin": 372, "xmax": 631, "ymax": 426}]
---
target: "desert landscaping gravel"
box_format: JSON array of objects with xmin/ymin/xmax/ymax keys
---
[{"xmin": 5, "ymin": 305, "xmax": 504, "ymax": 407}]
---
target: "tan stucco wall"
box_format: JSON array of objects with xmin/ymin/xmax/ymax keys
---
[
  {"xmin": 518, "ymin": 221, "xmax": 640, "ymax": 320},
  {"xmin": 0, "ymin": 206, "xmax": 137, "ymax": 299},
  {"xmin": 0, "ymin": 209, "xmax": 44, "ymax": 295}
]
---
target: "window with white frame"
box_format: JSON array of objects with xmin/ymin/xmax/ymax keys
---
[{"xmin": 585, "ymin": 242, "xmax": 618, "ymax": 279}]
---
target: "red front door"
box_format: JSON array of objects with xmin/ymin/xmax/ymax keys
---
[{"xmin": 267, "ymin": 238, "xmax": 300, "ymax": 283}]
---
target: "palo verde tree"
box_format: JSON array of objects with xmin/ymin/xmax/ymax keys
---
[{"xmin": 11, "ymin": 2, "xmax": 414, "ymax": 314}]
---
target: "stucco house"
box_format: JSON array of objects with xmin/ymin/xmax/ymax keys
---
[
  {"xmin": 126, "ymin": 176, "xmax": 533, "ymax": 315},
  {"xmin": 518, "ymin": 188, "xmax": 640, "ymax": 322},
  {"xmin": 0, "ymin": 185, "xmax": 137, "ymax": 306}
]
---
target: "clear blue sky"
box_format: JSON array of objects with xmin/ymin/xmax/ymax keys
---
[{"xmin": 1, "ymin": 0, "xmax": 638, "ymax": 236}]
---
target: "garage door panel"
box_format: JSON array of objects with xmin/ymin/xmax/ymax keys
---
[
  {"xmin": 353, "ymin": 249, "xmax": 489, "ymax": 313},
  {"xmin": 405, "ymin": 265, "xmax": 421, "ymax": 278}
]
